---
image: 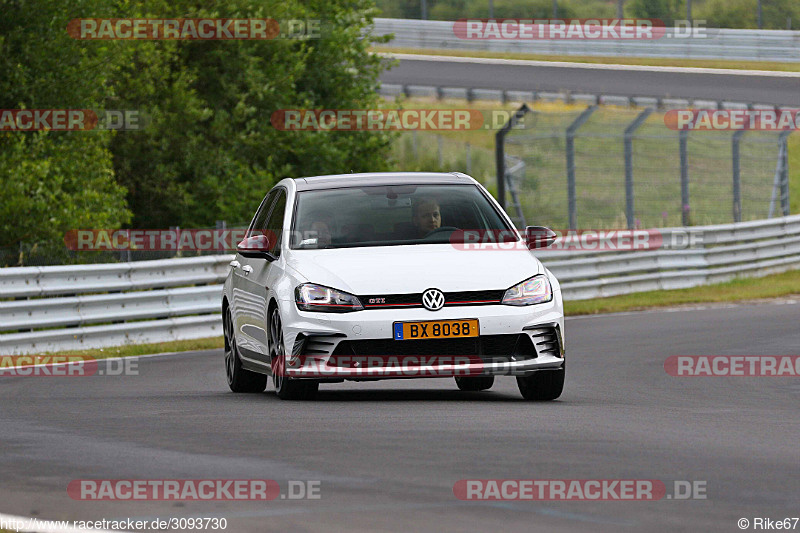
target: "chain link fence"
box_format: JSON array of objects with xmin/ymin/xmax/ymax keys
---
[
  {"xmin": 392, "ymin": 131, "xmax": 496, "ymax": 185},
  {"xmin": 500, "ymin": 105, "xmax": 792, "ymax": 229}
]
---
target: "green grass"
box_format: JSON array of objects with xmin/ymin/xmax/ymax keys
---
[
  {"xmin": 375, "ymin": 46, "xmax": 800, "ymax": 72},
  {"xmin": 26, "ymin": 337, "xmax": 223, "ymax": 359},
  {"xmin": 565, "ymin": 268, "xmax": 800, "ymax": 316}
]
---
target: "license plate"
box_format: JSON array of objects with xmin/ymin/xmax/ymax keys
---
[{"xmin": 393, "ymin": 319, "xmax": 479, "ymax": 340}]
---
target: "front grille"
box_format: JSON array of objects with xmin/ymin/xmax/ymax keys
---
[
  {"xmin": 360, "ymin": 289, "xmax": 505, "ymax": 309},
  {"xmin": 330, "ymin": 334, "xmax": 534, "ymax": 364}
]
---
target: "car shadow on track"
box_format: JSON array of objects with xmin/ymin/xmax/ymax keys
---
[{"xmin": 257, "ymin": 389, "xmax": 566, "ymax": 403}]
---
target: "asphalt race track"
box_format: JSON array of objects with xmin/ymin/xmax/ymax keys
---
[
  {"xmin": 1, "ymin": 302, "xmax": 799, "ymax": 532},
  {"xmin": 379, "ymin": 55, "xmax": 800, "ymax": 107}
]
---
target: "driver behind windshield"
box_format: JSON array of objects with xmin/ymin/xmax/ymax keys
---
[
  {"xmin": 412, "ymin": 197, "xmax": 441, "ymax": 237},
  {"xmin": 298, "ymin": 210, "xmax": 334, "ymax": 248}
]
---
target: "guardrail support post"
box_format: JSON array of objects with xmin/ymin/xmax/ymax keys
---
[
  {"xmin": 624, "ymin": 108, "xmax": 653, "ymax": 230},
  {"xmin": 566, "ymin": 106, "xmax": 597, "ymax": 230},
  {"xmin": 495, "ymin": 103, "xmax": 531, "ymax": 210},
  {"xmin": 732, "ymin": 129, "xmax": 746, "ymax": 223},
  {"xmin": 680, "ymin": 129, "xmax": 690, "ymax": 226},
  {"xmin": 779, "ymin": 130, "xmax": 792, "ymax": 216}
]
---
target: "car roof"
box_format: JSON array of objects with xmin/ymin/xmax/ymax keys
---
[{"xmin": 293, "ymin": 172, "xmax": 475, "ymax": 191}]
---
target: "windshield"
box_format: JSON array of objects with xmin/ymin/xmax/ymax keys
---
[{"xmin": 290, "ymin": 184, "xmax": 516, "ymax": 249}]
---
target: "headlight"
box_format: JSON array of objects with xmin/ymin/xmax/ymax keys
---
[
  {"xmin": 295, "ymin": 283, "xmax": 363, "ymax": 313},
  {"xmin": 502, "ymin": 275, "xmax": 552, "ymax": 306}
]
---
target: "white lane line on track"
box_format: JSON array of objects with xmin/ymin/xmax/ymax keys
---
[
  {"xmin": 0, "ymin": 512, "xmax": 122, "ymax": 533},
  {"xmin": 379, "ymin": 52, "xmax": 800, "ymax": 78}
]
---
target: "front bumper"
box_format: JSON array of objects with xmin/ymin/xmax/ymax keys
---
[{"xmin": 277, "ymin": 291, "xmax": 565, "ymax": 380}]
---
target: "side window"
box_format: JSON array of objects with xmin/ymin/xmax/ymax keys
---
[
  {"xmin": 263, "ymin": 189, "xmax": 287, "ymax": 256},
  {"xmin": 247, "ymin": 190, "xmax": 277, "ymax": 239}
]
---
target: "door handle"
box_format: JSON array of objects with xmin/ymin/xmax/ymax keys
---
[
  {"xmin": 241, "ymin": 265, "xmax": 253, "ymax": 275},
  {"xmin": 229, "ymin": 260, "xmax": 241, "ymax": 269}
]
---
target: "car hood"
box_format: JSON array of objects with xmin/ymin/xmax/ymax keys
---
[{"xmin": 285, "ymin": 244, "xmax": 543, "ymax": 294}]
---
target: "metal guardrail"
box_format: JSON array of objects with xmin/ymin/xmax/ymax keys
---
[
  {"xmin": 0, "ymin": 256, "xmax": 232, "ymax": 355},
  {"xmin": 1, "ymin": 215, "xmax": 799, "ymax": 354},
  {"xmin": 539, "ymin": 215, "xmax": 800, "ymax": 299},
  {"xmin": 372, "ymin": 18, "xmax": 800, "ymax": 63}
]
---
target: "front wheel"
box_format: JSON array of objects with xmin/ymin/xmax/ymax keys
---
[
  {"xmin": 269, "ymin": 307, "xmax": 318, "ymax": 400},
  {"xmin": 224, "ymin": 309, "xmax": 267, "ymax": 393},
  {"xmin": 516, "ymin": 366, "xmax": 564, "ymax": 401}
]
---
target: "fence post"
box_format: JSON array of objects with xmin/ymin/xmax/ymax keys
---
[
  {"xmin": 466, "ymin": 143, "xmax": 472, "ymax": 175},
  {"xmin": 495, "ymin": 103, "xmax": 531, "ymax": 210},
  {"xmin": 496, "ymin": 132, "xmax": 506, "ymax": 209},
  {"xmin": 732, "ymin": 129, "xmax": 746, "ymax": 223},
  {"xmin": 680, "ymin": 129, "xmax": 690, "ymax": 226},
  {"xmin": 216, "ymin": 220, "xmax": 225, "ymax": 255},
  {"xmin": 780, "ymin": 130, "xmax": 792, "ymax": 216},
  {"xmin": 437, "ymin": 135, "xmax": 444, "ymax": 168},
  {"xmin": 566, "ymin": 106, "xmax": 597, "ymax": 230},
  {"xmin": 624, "ymin": 108, "xmax": 653, "ymax": 230}
]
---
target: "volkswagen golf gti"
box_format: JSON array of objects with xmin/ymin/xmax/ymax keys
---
[{"xmin": 222, "ymin": 172, "xmax": 565, "ymax": 400}]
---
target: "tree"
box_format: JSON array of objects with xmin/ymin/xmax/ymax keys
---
[
  {"xmin": 1, "ymin": 0, "xmax": 395, "ymax": 263},
  {"xmin": 108, "ymin": 0, "xmax": 395, "ymax": 228},
  {"xmin": 0, "ymin": 0, "xmax": 131, "ymax": 265},
  {"xmin": 627, "ymin": 0, "xmax": 682, "ymax": 26}
]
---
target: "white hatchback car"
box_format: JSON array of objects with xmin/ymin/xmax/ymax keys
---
[{"xmin": 222, "ymin": 172, "xmax": 565, "ymax": 400}]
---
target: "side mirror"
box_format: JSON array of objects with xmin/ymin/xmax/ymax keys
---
[
  {"xmin": 237, "ymin": 231, "xmax": 277, "ymax": 260},
  {"xmin": 525, "ymin": 226, "xmax": 558, "ymax": 249}
]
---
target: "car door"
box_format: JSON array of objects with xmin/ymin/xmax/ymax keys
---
[
  {"xmin": 231, "ymin": 189, "xmax": 277, "ymax": 366},
  {"xmin": 235, "ymin": 187, "xmax": 288, "ymax": 367}
]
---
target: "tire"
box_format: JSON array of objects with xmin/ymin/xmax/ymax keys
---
[
  {"xmin": 455, "ymin": 375, "xmax": 495, "ymax": 391},
  {"xmin": 516, "ymin": 366, "xmax": 565, "ymax": 401},
  {"xmin": 269, "ymin": 307, "xmax": 319, "ymax": 400},
  {"xmin": 224, "ymin": 309, "xmax": 268, "ymax": 393}
]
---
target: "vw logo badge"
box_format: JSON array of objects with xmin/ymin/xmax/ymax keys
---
[{"xmin": 422, "ymin": 289, "xmax": 445, "ymax": 311}]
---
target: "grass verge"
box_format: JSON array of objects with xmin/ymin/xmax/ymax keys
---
[
  {"xmin": 36, "ymin": 337, "xmax": 223, "ymax": 359},
  {"xmin": 375, "ymin": 46, "xmax": 800, "ymax": 73},
  {"xmin": 565, "ymin": 268, "xmax": 800, "ymax": 316}
]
